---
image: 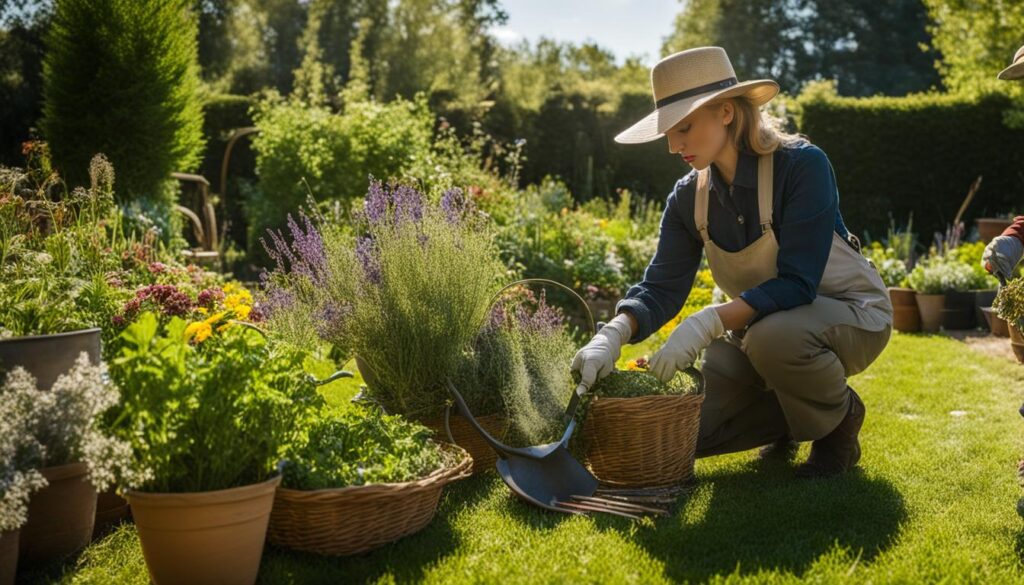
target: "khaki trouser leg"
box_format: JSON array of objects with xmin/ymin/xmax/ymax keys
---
[
  {"xmin": 694, "ymin": 337, "xmax": 790, "ymax": 458},
  {"xmin": 694, "ymin": 296, "xmax": 892, "ymax": 455},
  {"xmin": 740, "ymin": 296, "xmax": 892, "ymax": 442}
]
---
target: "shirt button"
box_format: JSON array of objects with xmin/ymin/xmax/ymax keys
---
[{"xmin": 738, "ymin": 214, "xmax": 745, "ymax": 224}]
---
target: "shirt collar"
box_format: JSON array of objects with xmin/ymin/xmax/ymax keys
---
[{"xmin": 708, "ymin": 148, "xmax": 759, "ymax": 196}]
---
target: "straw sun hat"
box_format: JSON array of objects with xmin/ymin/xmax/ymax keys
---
[
  {"xmin": 615, "ymin": 46, "xmax": 779, "ymax": 144},
  {"xmin": 999, "ymin": 45, "xmax": 1024, "ymax": 81}
]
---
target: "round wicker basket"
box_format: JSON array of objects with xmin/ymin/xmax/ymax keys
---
[
  {"xmin": 582, "ymin": 376, "xmax": 705, "ymax": 488},
  {"xmin": 267, "ymin": 442, "xmax": 472, "ymax": 556},
  {"xmin": 423, "ymin": 412, "xmax": 508, "ymax": 475}
]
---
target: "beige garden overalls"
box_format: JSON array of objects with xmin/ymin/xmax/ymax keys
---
[{"xmin": 692, "ymin": 153, "xmax": 894, "ymax": 457}]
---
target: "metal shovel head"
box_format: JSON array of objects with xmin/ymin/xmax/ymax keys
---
[{"xmin": 445, "ymin": 378, "xmax": 598, "ymax": 513}]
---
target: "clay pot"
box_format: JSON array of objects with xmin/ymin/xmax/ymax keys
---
[
  {"xmin": 981, "ymin": 307, "xmax": 1010, "ymax": 337},
  {"xmin": 0, "ymin": 328, "xmax": 100, "ymax": 391},
  {"xmin": 915, "ymin": 293, "xmax": 946, "ymax": 332},
  {"xmin": 18, "ymin": 462, "xmax": 97, "ymax": 568},
  {"xmin": 0, "ymin": 530, "xmax": 18, "ymax": 585},
  {"xmin": 976, "ymin": 217, "xmax": 1014, "ymax": 244},
  {"xmin": 942, "ymin": 290, "xmax": 977, "ymax": 330},
  {"xmin": 1010, "ymin": 324, "xmax": 1024, "ymax": 364},
  {"xmin": 126, "ymin": 475, "xmax": 280, "ymax": 585},
  {"xmin": 92, "ymin": 488, "xmax": 131, "ymax": 538},
  {"xmin": 889, "ymin": 287, "xmax": 920, "ymax": 332}
]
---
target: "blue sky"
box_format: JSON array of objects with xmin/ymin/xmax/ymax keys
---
[{"xmin": 490, "ymin": 0, "xmax": 682, "ymax": 66}]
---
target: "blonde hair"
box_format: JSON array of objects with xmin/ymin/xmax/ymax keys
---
[{"xmin": 711, "ymin": 96, "xmax": 807, "ymax": 155}]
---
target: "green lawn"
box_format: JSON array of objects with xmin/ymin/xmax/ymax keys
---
[{"xmin": 28, "ymin": 332, "xmax": 1024, "ymax": 584}]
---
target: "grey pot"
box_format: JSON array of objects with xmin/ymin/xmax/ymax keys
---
[{"xmin": 0, "ymin": 328, "xmax": 101, "ymax": 389}]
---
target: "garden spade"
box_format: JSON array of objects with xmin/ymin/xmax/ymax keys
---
[{"xmin": 444, "ymin": 378, "xmax": 663, "ymax": 519}]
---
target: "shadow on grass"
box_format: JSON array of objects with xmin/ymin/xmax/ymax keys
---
[
  {"xmin": 256, "ymin": 472, "xmax": 497, "ymax": 584},
  {"xmin": 630, "ymin": 459, "xmax": 907, "ymax": 581}
]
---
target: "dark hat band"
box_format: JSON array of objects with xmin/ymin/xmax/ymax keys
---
[{"xmin": 655, "ymin": 77, "xmax": 739, "ymax": 109}]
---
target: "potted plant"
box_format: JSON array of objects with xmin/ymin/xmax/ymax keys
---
[
  {"xmin": 866, "ymin": 242, "xmax": 917, "ymax": 332},
  {"xmin": 0, "ymin": 375, "xmax": 48, "ymax": 585},
  {"xmin": 267, "ymin": 406, "xmax": 471, "ymax": 556},
  {"xmin": 0, "ymin": 353, "xmax": 131, "ymax": 569},
  {"xmin": 575, "ymin": 359, "xmax": 705, "ymax": 488},
  {"xmin": 907, "ymin": 255, "xmax": 975, "ymax": 332},
  {"xmin": 107, "ymin": 312, "xmax": 321, "ymax": 585},
  {"xmin": 259, "ymin": 181, "xmax": 506, "ymax": 435},
  {"xmin": 993, "ymin": 278, "xmax": 1024, "ymax": 363}
]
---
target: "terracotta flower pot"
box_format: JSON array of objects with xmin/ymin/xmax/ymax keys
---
[
  {"xmin": 915, "ymin": 293, "xmax": 946, "ymax": 333},
  {"xmin": 126, "ymin": 475, "xmax": 280, "ymax": 585},
  {"xmin": 981, "ymin": 307, "xmax": 1010, "ymax": 337},
  {"xmin": 0, "ymin": 328, "xmax": 100, "ymax": 391},
  {"xmin": 18, "ymin": 462, "xmax": 97, "ymax": 568},
  {"xmin": 888, "ymin": 287, "xmax": 920, "ymax": 332},
  {"xmin": 0, "ymin": 530, "xmax": 18, "ymax": 585},
  {"xmin": 92, "ymin": 488, "xmax": 131, "ymax": 538},
  {"xmin": 976, "ymin": 217, "xmax": 1014, "ymax": 244}
]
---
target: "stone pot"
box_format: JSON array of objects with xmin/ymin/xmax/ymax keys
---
[
  {"xmin": 914, "ymin": 293, "xmax": 945, "ymax": 333},
  {"xmin": 0, "ymin": 328, "xmax": 100, "ymax": 390}
]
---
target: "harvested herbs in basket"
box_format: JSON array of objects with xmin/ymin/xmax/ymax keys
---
[
  {"xmin": 280, "ymin": 407, "xmax": 455, "ymax": 490},
  {"xmin": 587, "ymin": 358, "xmax": 702, "ymax": 399}
]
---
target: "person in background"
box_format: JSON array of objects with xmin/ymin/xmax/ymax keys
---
[{"xmin": 982, "ymin": 44, "xmax": 1024, "ymax": 281}]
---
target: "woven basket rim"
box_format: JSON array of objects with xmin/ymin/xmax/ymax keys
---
[
  {"xmin": 590, "ymin": 392, "xmax": 705, "ymax": 405},
  {"xmin": 275, "ymin": 441, "xmax": 472, "ymax": 499}
]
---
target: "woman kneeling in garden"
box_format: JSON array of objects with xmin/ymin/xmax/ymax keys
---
[{"xmin": 572, "ymin": 47, "xmax": 894, "ymax": 479}]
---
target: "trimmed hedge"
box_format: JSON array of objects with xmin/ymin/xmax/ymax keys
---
[{"xmin": 797, "ymin": 91, "xmax": 1024, "ymax": 242}]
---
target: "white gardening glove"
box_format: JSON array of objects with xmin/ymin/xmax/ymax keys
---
[
  {"xmin": 649, "ymin": 305, "xmax": 725, "ymax": 383},
  {"xmin": 983, "ymin": 235, "xmax": 1023, "ymax": 281},
  {"xmin": 570, "ymin": 314, "xmax": 633, "ymax": 389}
]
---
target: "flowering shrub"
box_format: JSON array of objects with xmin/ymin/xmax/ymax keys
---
[
  {"xmin": 906, "ymin": 255, "xmax": 976, "ymax": 294},
  {"xmin": 260, "ymin": 179, "xmax": 505, "ymax": 422},
  {"xmin": 0, "ymin": 379, "xmax": 47, "ymax": 533},
  {"xmin": 0, "ymin": 353, "xmax": 137, "ymax": 494},
  {"xmin": 281, "ymin": 407, "xmax": 448, "ymax": 490},
  {"xmin": 864, "ymin": 241, "xmax": 910, "ymax": 288}
]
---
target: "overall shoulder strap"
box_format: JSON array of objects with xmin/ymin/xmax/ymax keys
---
[
  {"xmin": 694, "ymin": 170, "xmax": 711, "ymax": 243},
  {"xmin": 757, "ymin": 153, "xmax": 774, "ymax": 233}
]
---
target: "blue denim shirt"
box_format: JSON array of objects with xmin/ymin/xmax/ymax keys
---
[{"xmin": 615, "ymin": 141, "xmax": 854, "ymax": 344}]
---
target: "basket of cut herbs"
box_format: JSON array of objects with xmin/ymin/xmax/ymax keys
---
[
  {"xmin": 267, "ymin": 406, "xmax": 472, "ymax": 556},
  {"xmin": 578, "ymin": 359, "xmax": 705, "ymax": 488}
]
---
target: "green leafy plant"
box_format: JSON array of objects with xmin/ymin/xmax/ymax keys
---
[
  {"xmin": 588, "ymin": 361, "xmax": 702, "ymax": 399},
  {"xmin": 864, "ymin": 242, "xmax": 909, "ymax": 288},
  {"xmin": 281, "ymin": 407, "xmax": 448, "ymax": 490},
  {"xmin": 994, "ymin": 277, "xmax": 1024, "ymax": 330},
  {"xmin": 107, "ymin": 312, "xmax": 322, "ymax": 493},
  {"xmin": 0, "ymin": 353, "xmax": 136, "ymax": 494}
]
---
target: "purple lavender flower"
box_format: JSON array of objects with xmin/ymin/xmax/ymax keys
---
[
  {"xmin": 356, "ymin": 236, "xmax": 381, "ymax": 285},
  {"xmin": 258, "ymin": 284, "xmax": 297, "ymax": 320},
  {"xmin": 440, "ymin": 187, "xmax": 466, "ymax": 224},
  {"xmin": 391, "ymin": 182, "xmax": 424, "ymax": 225},
  {"xmin": 485, "ymin": 302, "xmax": 507, "ymax": 332},
  {"xmin": 314, "ymin": 301, "xmax": 352, "ymax": 340},
  {"xmin": 362, "ymin": 177, "xmax": 388, "ymax": 225},
  {"xmin": 260, "ymin": 211, "xmax": 328, "ymax": 285},
  {"xmin": 514, "ymin": 290, "xmax": 565, "ymax": 335}
]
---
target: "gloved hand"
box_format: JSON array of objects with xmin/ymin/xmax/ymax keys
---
[
  {"xmin": 649, "ymin": 305, "xmax": 725, "ymax": 383},
  {"xmin": 570, "ymin": 314, "xmax": 633, "ymax": 389},
  {"xmin": 982, "ymin": 235, "xmax": 1023, "ymax": 281}
]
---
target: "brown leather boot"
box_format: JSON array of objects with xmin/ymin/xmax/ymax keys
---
[
  {"xmin": 795, "ymin": 387, "xmax": 865, "ymax": 479},
  {"xmin": 756, "ymin": 434, "xmax": 800, "ymax": 461}
]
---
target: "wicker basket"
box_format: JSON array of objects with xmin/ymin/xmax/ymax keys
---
[
  {"xmin": 582, "ymin": 391, "xmax": 705, "ymax": 488},
  {"xmin": 423, "ymin": 411, "xmax": 508, "ymax": 475},
  {"xmin": 267, "ymin": 442, "xmax": 472, "ymax": 556}
]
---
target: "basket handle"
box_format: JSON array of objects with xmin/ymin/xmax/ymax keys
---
[{"xmin": 481, "ymin": 278, "xmax": 598, "ymax": 338}]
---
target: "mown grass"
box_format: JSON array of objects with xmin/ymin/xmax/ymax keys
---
[{"xmin": 24, "ymin": 331, "xmax": 1024, "ymax": 584}]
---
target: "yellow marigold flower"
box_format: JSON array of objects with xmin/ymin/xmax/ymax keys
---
[
  {"xmin": 184, "ymin": 321, "xmax": 212, "ymax": 343},
  {"xmin": 196, "ymin": 307, "xmax": 209, "ymax": 315},
  {"xmin": 625, "ymin": 359, "xmax": 641, "ymax": 371},
  {"xmin": 205, "ymin": 311, "xmax": 229, "ymax": 325},
  {"xmin": 599, "ymin": 219, "xmax": 609, "ymax": 229},
  {"xmin": 232, "ymin": 304, "xmax": 252, "ymax": 320},
  {"xmin": 224, "ymin": 290, "xmax": 253, "ymax": 310},
  {"xmin": 222, "ymin": 282, "xmax": 240, "ymax": 294}
]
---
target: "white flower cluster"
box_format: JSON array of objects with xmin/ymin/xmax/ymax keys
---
[
  {"xmin": 0, "ymin": 353, "xmax": 148, "ymax": 517},
  {"xmin": 0, "ymin": 380, "xmax": 46, "ymax": 533}
]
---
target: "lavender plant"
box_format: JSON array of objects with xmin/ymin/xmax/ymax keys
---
[{"xmin": 261, "ymin": 179, "xmax": 506, "ymax": 422}]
